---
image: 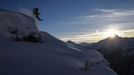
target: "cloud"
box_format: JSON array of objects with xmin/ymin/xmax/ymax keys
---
[
  {"xmin": 83, "ymin": 9, "xmax": 134, "ymax": 18},
  {"xmin": 94, "ymin": 9, "xmax": 116, "ymax": 13},
  {"xmin": 59, "ymin": 28, "xmax": 134, "ymax": 43},
  {"xmin": 59, "ymin": 8, "xmax": 134, "ymax": 43},
  {"xmin": 79, "ymin": 8, "xmax": 134, "ymax": 30}
]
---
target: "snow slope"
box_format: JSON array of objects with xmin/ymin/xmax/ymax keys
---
[
  {"xmin": 0, "ymin": 9, "xmax": 117, "ymax": 75},
  {"xmin": 0, "ymin": 9, "xmax": 39, "ymax": 38},
  {"xmin": 67, "ymin": 41, "xmax": 109, "ymax": 64}
]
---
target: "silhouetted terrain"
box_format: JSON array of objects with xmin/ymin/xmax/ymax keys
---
[{"xmin": 80, "ymin": 35, "xmax": 134, "ymax": 75}]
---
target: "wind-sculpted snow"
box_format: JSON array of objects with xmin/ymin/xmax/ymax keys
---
[{"xmin": 0, "ymin": 9, "xmax": 39, "ymax": 38}]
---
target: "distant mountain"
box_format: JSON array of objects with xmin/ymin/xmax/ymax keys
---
[
  {"xmin": 80, "ymin": 35, "xmax": 134, "ymax": 50},
  {"xmin": 97, "ymin": 35, "xmax": 134, "ymax": 49},
  {"xmin": 79, "ymin": 35, "xmax": 134, "ymax": 75}
]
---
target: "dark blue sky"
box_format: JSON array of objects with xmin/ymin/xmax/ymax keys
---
[{"xmin": 1, "ymin": 0, "xmax": 134, "ymax": 42}]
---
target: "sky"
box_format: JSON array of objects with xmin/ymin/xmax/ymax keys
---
[{"xmin": 0, "ymin": 0, "xmax": 134, "ymax": 43}]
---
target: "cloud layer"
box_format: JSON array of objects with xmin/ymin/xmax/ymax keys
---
[{"xmin": 59, "ymin": 8, "xmax": 134, "ymax": 43}]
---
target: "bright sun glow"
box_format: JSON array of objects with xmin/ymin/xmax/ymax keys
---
[{"xmin": 103, "ymin": 28, "xmax": 121, "ymax": 38}]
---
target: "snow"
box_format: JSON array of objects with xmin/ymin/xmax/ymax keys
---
[
  {"xmin": 0, "ymin": 9, "xmax": 39, "ymax": 38},
  {"xmin": 67, "ymin": 41, "xmax": 82, "ymax": 52},
  {"xmin": 0, "ymin": 9, "xmax": 117, "ymax": 75},
  {"xmin": 67, "ymin": 41, "xmax": 109, "ymax": 64}
]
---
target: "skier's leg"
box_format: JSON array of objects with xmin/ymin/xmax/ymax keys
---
[{"xmin": 37, "ymin": 15, "xmax": 42, "ymax": 21}]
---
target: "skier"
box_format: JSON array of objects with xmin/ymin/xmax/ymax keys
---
[{"xmin": 33, "ymin": 8, "xmax": 42, "ymax": 21}]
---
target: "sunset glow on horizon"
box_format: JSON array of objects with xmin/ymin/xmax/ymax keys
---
[
  {"xmin": 103, "ymin": 28, "xmax": 122, "ymax": 38},
  {"xmin": 59, "ymin": 28, "xmax": 134, "ymax": 43}
]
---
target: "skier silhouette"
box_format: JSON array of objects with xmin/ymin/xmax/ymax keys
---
[{"xmin": 33, "ymin": 8, "xmax": 42, "ymax": 21}]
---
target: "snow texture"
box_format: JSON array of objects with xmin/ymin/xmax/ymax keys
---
[
  {"xmin": 0, "ymin": 9, "xmax": 117, "ymax": 75},
  {"xmin": 0, "ymin": 9, "xmax": 39, "ymax": 38}
]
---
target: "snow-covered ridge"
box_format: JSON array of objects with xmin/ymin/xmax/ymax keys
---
[{"xmin": 0, "ymin": 9, "xmax": 39, "ymax": 38}]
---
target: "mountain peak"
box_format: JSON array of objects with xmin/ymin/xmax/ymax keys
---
[
  {"xmin": 114, "ymin": 35, "xmax": 121, "ymax": 38},
  {"xmin": 106, "ymin": 35, "xmax": 122, "ymax": 40}
]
